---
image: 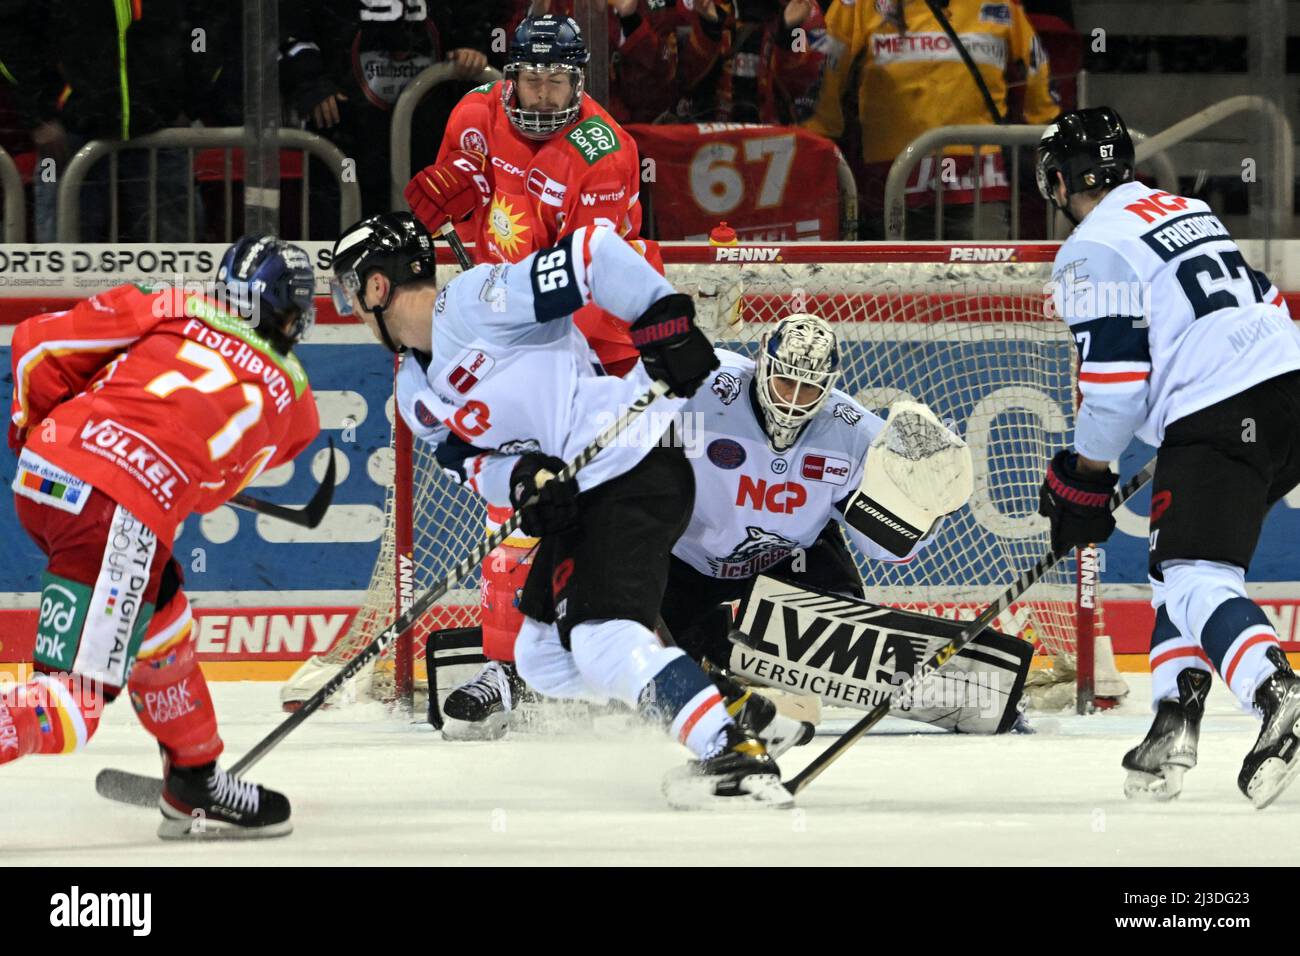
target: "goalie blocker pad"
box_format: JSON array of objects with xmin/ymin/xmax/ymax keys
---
[{"xmin": 729, "ymin": 576, "xmax": 1032, "ymax": 734}]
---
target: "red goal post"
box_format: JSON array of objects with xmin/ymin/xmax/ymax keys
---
[{"xmin": 285, "ymin": 241, "xmax": 1127, "ymax": 714}]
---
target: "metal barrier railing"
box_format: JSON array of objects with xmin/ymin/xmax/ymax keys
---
[
  {"xmin": 834, "ymin": 146, "xmax": 859, "ymax": 240},
  {"xmin": 884, "ymin": 124, "xmax": 1179, "ymax": 240},
  {"xmin": 1134, "ymin": 95, "xmax": 1294, "ymax": 242},
  {"xmin": 56, "ymin": 127, "xmax": 361, "ymax": 242},
  {"xmin": 390, "ymin": 63, "xmax": 503, "ymax": 212},
  {"xmin": 0, "ymin": 146, "xmax": 25, "ymax": 242}
]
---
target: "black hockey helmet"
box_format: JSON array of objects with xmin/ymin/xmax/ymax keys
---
[
  {"xmin": 1036, "ymin": 106, "xmax": 1135, "ymax": 206},
  {"xmin": 217, "ymin": 235, "xmax": 316, "ymax": 354},
  {"xmin": 503, "ymin": 15, "xmax": 588, "ymax": 139},
  {"xmin": 331, "ymin": 212, "xmax": 435, "ymax": 353}
]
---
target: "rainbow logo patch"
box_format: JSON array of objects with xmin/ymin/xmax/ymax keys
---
[
  {"xmin": 105, "ymin": 587, "xmax": 120, "ymax": 616},
  {"xmin": 19, "ymin": 469, "xmax": 82, "ymax": 505}
]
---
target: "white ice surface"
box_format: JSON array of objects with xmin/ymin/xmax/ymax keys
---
[{"xmin": 4, "ymin": 675, "xmax": 1299, "ymax": 865}]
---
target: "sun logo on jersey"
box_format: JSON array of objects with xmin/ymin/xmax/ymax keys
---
[{"xmin": 488, "ymin": 195, "xmax": 529, "ymax": 258}]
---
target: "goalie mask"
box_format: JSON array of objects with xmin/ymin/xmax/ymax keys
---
[
  {"xmin": 755, "ymin": 314, "xmax": 840, "ymax": 452},
  {"xmin": 503, "ymin": 15, "xmax": 589, "ymax": 140}
]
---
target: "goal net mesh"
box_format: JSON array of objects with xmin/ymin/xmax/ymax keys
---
[{"xmin": 290, "ymin": 250, "xmax": 1099, "ymax": 706}]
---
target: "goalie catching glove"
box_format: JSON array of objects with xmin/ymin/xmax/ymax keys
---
[
  {"xmin": 841, "ymin": 400, "xmax": 974, "ymax": 557},
  {"xmin": 510, "ymin": 453, "xmax": 579, "ymax": 537},
  {"xmin": 1038, "ymin": 449, "xmax": 1118, "ymax": 553},
  {"xmin": 629, "ymin": 293, "xmax": 719, "ymax": 397},
  {"xmin": 404, "ymin": 149, "xmax": 492, "ymax": 234}
]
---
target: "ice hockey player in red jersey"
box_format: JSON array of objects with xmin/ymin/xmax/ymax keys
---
[
  {"xmin": 405, "ymin": 13, "xmax": 651, "ymax": 377},
  {"xmin": 401, "ymin": 14, "xmax": 658, "ymax": 739},
  {"xmin": 2, "ymin": 238, "xmax": 321, "ymax": 839}
]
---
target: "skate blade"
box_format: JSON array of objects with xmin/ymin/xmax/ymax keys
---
[
  {"xmin": 1123, "ymin": 766, "xmax": 1185, "ymax": 801},
  {"xmin": 440, "ymin": 712, "xmax": 509, "ymax": 742},
  {"xmin": 1244, "ymin": 717, "xmax": 1300, "ymax": 809},
  {"xmin": 764, "ymin": 721, "xmax": 817, "ymax": 759},
  {"xmin": 662, "ymin": 768, "xmax": 795, "ymax": 811},
  {"xmin": 157, "ymin": 814, "xmax": 293, "ymax": 841}
]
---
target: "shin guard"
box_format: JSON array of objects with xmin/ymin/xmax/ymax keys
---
[
  {"xmin": 128, "ymin": 639, "xmax": 223, "ymax": 768},
  {"xmin": 0, "ymin": 672, "xmax": 104, "ymax": 764}
]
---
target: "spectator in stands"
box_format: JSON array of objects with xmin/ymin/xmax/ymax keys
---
[
  {"xmin": 280, "ymin": 0, "xmax": 508, "ymax": 231},
  {"xmin": 671, "ymin": 0, "xmax": 828, "ymax": 125},
  {"xmin": 0, "ymin": 1, "xmax": 223, "ymax": 242},
  {"xmin": 805, "ymin": 0, "xmax": 1058, "ymax": 239}
]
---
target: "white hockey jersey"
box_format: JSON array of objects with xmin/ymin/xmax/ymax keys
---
[
  {"xmin": 673, "ymin": 350, "xmax": 930, "ymax": 579},
  {"xmin": 396, "ymin": 226, "xmax": 683, "ymax": 504},
  {"xmin": 1050, "ymin": 181, "xmax": 1300, "ymax": 461}
]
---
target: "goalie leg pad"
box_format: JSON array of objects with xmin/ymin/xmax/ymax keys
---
[{"xmin": 729, "ymin": 575, "xmax": 1032, "ymax": 734}]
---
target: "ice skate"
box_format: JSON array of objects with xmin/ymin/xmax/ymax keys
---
[
  {"xmin": 440, "ymin": 660, "xmax": 526, "ymax": 741},
  {"xmin": 1122, "ymin": 668, "xmax": 1210, "ymax": 800},
  {"xmin": 158, "ymin": 763, "xmax": 292, "ymax": 840},
  {"xmin": 662, "ymin": 724, "xmax": 794, "ymax": 810},
  {"xmin": 1238, "ymin": 646, "xmax": 1300, "ymax": 809}
]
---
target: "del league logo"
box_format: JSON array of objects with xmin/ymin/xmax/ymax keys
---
[
  {"xmin": 447, "ymin": 349, "xmax": 495, "ymax": 394},
  {"xmin": 801, "ymin": 453, "xmax": 851, "ymax": 485}
]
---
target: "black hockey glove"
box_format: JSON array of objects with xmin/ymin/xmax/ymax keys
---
[
  {"xmin": 629, "ymin": 293, "xmax": 719, "ymax": 398},
  {"xmin": 509, "ymin": 453, "xmax": 579, "ymax": 537},
  {"xmin": 1038, "ymin": 449, "xmax": 1119, "ymax": 553}
]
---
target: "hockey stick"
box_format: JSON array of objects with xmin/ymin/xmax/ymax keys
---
[
  {"xmin": 96, "ymin": 380, "xmax": 674, "ymax": 807},
  {"xmin": 227, "ymin": 438, "xmax": 337, "ymax": 529},
  {"xmin": 437, "ymin": 222, "xmax": 474, "ymax": 271},
  {"xmin": 783, "ymin": 458, "xmax": 1157, "ymax": 797}
]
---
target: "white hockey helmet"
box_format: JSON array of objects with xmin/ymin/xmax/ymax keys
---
[{"xmin": 756, "ymin": 313, "xmax": 840, "ymax": 451}]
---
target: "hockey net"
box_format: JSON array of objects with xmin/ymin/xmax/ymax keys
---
[{"xmin": 285, "ymin": 243, "xmax": 1126, "ymax": 715}]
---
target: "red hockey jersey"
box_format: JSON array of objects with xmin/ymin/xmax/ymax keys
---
[
  {"xmin": 436, "ymin": 81, "xmax": 654, "ymax": 372},
  {"xmin": 10, "ymin": 284, "xmax": 320, "ymax": 541}
]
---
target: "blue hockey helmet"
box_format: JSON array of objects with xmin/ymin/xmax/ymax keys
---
[
  {"xmin": 216, "ymin": 236, "xmax": 316, "ymax": 353},
  {"xmin": 503, "ymin": 15, "xmax": 589, "ymax": 139}
]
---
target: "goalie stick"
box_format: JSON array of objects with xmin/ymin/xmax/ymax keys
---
[
  {"xmin": 96, "ymin": 379, "xmax": 674, "ymax": 808},
  {"xmin": 783, "ymin": 457, "xmax": 1157, "ymax": 797},
  {"xmin": 227, "ymin": 438, "xmax": 337, "ymax": 529}
]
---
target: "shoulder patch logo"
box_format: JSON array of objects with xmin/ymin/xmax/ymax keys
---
[
  {"xmin": 707, "ymin": 438, "xmax": 746, "ymax": 470},
  {"xmin": 711, "ymin": 371, "xmax": 742, "ymax": 405},
  {"xmin": 832, "ymin": 403, "xmax": 862, "ymax": 426},
  {"xmin": 470, "ymin": 81, "xmax": 498, "ymax": 95},
  {"xmin": 566, "ymin": 118, "xmax": 621, "ymax": 166},
  {"xmin": 460, "ymin": 127, "xmax": 489, "ymax": 155},
  {"xmin": 447, "ymin": 349, "xmax": 495, "ymax": 394},
  {"xmin": 414, "ymin": 400, "xmax": 438, "ymax": 428}
]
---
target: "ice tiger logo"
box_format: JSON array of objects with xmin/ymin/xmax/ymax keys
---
[
  {"xmin": 707, "ymin": 526, "xmax": 800, "ymax": 578},
  {"xmin": 832, "ymin": 403, "xmax": 862, "ymax": 426},
  {"xmin": 711, "ymin": 371, "xmax": 742, "ymax": 405}
]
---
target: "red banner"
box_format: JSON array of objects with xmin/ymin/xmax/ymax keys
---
[{"xmin": 629, "ymin": 123, "xmax": 841, "ymax": 242}]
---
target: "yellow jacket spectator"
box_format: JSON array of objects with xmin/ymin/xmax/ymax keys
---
[{"xmin": 806, "ymin": 0, "xmax": 1058, "ymax": 236}]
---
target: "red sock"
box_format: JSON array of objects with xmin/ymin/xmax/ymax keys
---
[
  {"xmin": 128, "ymin": 639, "xmax": 223, "ymax": 768},
  {"xmin": 0, "ymin": 672, "xmax": 104, "ymax": 765}
]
